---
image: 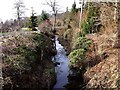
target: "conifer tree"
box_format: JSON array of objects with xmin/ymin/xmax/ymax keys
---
[
  {"xmin": 71, "ymin": 1, "xmax": 77, "ymax": 14},
  {"xmin": 39, "ymin": 10, "xmax": 49, "ymax": 23},
  {"xmin": 29, "ymin": 7, "xmax": 38, "ymax": 31}
]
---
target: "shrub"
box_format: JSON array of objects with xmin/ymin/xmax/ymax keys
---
[
  {"xmin": 63, "ymin": 29, "xmax": 72, "ymax": 39},
  {"xmin": 88, "ymin": 6, "xmax": 100, "ymax": 18},
  {"xmin": 12, "ymin": 45, "xmax": 37, "ymax": 70},
  {"xmin": 81, "ymin": 18, "xmax": 94, "ymax": 34},
  {"xmin": 29, "ymin": 13, "xmax": 38, "ymax": 31},
  {"xmin": 38, "ymin": 10, "xmax": 49, "ymax": 24},
  {"xmin": 33, "ymin": 33, "xmax": 56, "ymax": 59},
  {"xmin": 71, "ymin": 1, "xmax": 77, "ymax": 14},
  {"xmin": 68, "ymin": 49, "xmax": 86, "ymax": 68},
  {"xmin": 2, "ymin": 32, "xmax": 57, "ymax": 89},
  {"xmin": 69, "ymin": 35, "xmax": 92, "ymax": 69},
  {"xmin": 81, "ymin": 4, "xmax": 100, "ymax": 34},
  {"xmin": 73, "ymin": 36, "xmax": 92, "ymax": 50}
]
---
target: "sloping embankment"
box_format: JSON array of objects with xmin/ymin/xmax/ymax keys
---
[{"xmin": 1, "ymin": 30, "xmax": 56, "ymax": 89}]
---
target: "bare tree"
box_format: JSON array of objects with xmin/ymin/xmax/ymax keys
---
[
  {"xmin": 44, "ymin": 0, "xmax": 60, "ymax": 32},
  {"xmin": 79, "ymin": 0, "xmax": 84, "ymax": 29},
  {"xmin": 14, "ymin": 0, "xmax": 26, "ymax": 26}
]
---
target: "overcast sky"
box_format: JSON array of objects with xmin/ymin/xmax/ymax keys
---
[{"xmin": 0, "ymin": 0, "xmax": 80, "ymax": 22}]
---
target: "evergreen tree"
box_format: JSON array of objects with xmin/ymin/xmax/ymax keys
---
[
  {"xmin": 66, "ymin": 7, "xmax": 68, "ymax": 12},
  {"xmin": 39, "ymin": 10, "xmax": 49, "ymax": 23},
  {"xmin": 71, "ymin": 1, "xmax": 77, "ymax": 14},
  {"xmin": 29, "ymin": 7, "xmax": 38, "ymax": 31}
]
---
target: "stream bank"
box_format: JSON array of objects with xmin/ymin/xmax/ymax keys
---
[
  {"xmin": 2, "ymin": 31, "xmax": 56, "ymax": 89},
  {"xmin": 53, "ymin": 36, "xmax": 86, "ymax": 90}
]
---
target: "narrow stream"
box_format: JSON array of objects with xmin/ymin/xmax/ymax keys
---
[{"xmin": 53, "ymin": 36, "xmax": 69, "ymax": 89}]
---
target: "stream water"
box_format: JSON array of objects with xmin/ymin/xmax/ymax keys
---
[
  {"xmin": 52, "ymin": 36, "xmax": 85, "ymax": 90},
  {"xmin": 53, "ymin": 36, "xmax": 70, "ymax": 89}
]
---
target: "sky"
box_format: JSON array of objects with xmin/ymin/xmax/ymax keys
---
[{"xmin": 0, "ymin": 0, "xmax": 80, "ymax": 22}]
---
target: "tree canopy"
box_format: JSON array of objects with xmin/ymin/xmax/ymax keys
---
[
  {"xmin": 38, "ymin": 10, "xmax": 49, "ymax": 23},
  {"xmin": 71, "ymin": 1, "xmax": 77, "ymax": 14},
  {"xmin": 29, "ymin": 8, "xmax": 38, "ymax": 31}
]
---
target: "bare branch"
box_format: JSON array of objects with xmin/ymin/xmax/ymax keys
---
[
  {"xmin": 45, "ymin": 0, "xmax": 52, "ymax": 7},
  {"xmin": 42, "ymin": 0, "xmax": 61, "ymax": 31},
  {"xmin": 13, "ymin": 0, "xmax": 27, "ymax": 26}
]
